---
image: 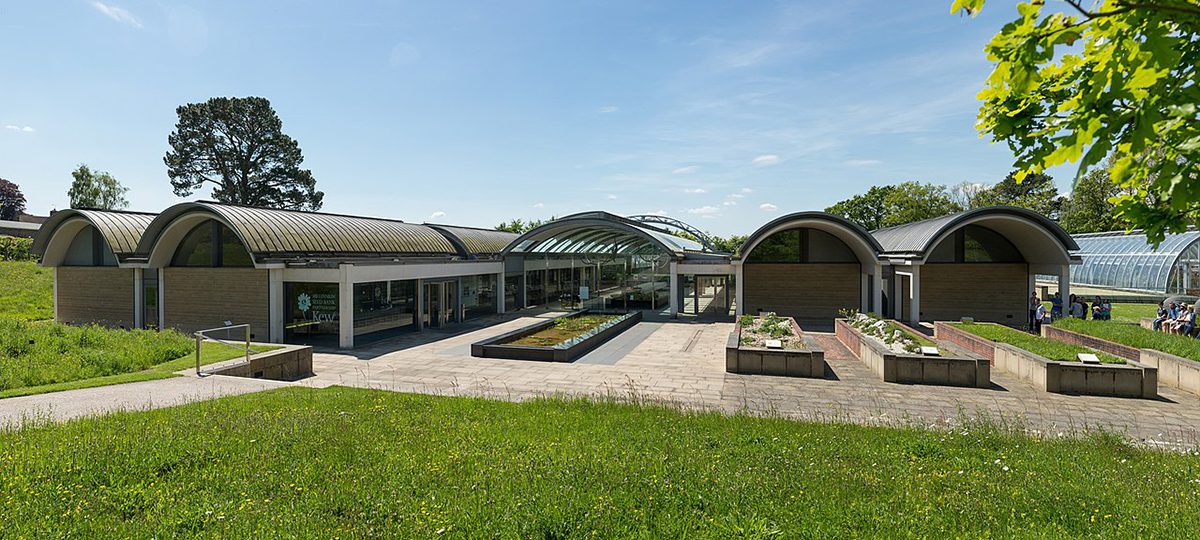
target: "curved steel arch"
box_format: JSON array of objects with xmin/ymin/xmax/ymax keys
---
[{"xmin": 626, "ymin": 214, "xmax": 720, "ymax": 252}]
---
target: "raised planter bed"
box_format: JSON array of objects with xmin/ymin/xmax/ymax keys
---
[
  {"xmin": 471, "ymin": 310, "xmax": 642, "ymax": 362},
  {"xmin": 935, "ymin": 322, "xmax": 1157, "ymax": 399},
  {"xmin": 836, "ymin": 319, "xmax": 990, "ymax": 388},
  {"xmin": 725, "ymin": 315, "xmax": 825, "ymax": 377},
  {"xmin": 1041, "ymin": 324, "xmax": 1200, "ymax": 397}
]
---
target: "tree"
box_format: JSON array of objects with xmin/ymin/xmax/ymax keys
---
[
  {"xmin": 1058, "ymin": 157, "xmax": 1129, "ymax": 233},
  {"xmin": 68, "ymin": 164, "xmax": 129, "ymax": 209},
  {"xmin": 948, "ymin": 181, "xmax": 988, "ymax": 210},
  {"xmin": 953, "ymin": 0, "xmax": 1200, "ymax": 244},
  {"xmin": 0, "ymin": 179, "xmax": 26, "ymax": 221},
  {"xmin": 164, "ymin": 97, "xmax": 323, "ymax": 211},
  {"xmin": 972, "ymin": 172, "xmax": 1062, "ymax": 216},
  {"xmin": 825, "ymin": 185, "xmax": 896, "ymax": 230},
  {"xmin": 879, "ymin": 181, "xmax": 963, "ymax": 228},
  {"xmin": 495, "ymin": 217, "xmax": 555, "ymax": 234}
]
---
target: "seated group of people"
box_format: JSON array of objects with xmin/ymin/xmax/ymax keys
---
[
  {"xmin": 1048, "ymin": 293, "xmax": 1111, "ymax": 321},
  {"xmin": 1154, "ymin": 301, "xmax": 1199, "ymax": 337}
]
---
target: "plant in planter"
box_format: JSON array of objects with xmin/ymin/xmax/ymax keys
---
[
  {"xmin": 841, "ymin": 309, "xmax": 922, "ymax": 354},
  {"xmin": 738, "ymin": 312, "xmax": 804, "ymax": 349}
]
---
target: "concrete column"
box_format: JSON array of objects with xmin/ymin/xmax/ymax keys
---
[
  {"xmin": 668, "ymin": 261, "xmax": 679, "ymax": 318},
  {"xmin": 415, "ymin": 278, "xmax": 424, "ymax": 330},
  {"xmin": 908, "ymin": 265, "xmax": 921, "ymax": 326},
  {"xmin": 338, "ymin": 264, "xmax": 354, "ymax": 349},
  {"xmin": 1058, "ymin": 264, "xmax": 1071, "ymax": 304},
  {"xmin": 133, "ymin": 267, "xmax": 144, "ymax": 328},
  {"xmin": 52, "ymin": 267, "xmax": 59, "ymax": 321},
  {"xmin": 268, "ymin": 268, "xmax": 284, "ymax": 343},
  {"xmin": 734, "ymin": 262, "xmax": 745, "ymax": 316},
  {"xmin": 860, "ymin": 272, "xmax": 870, "ymax": 313},
  {"xmin": 157, "ymin": 268, "xmax": 165, "ymax": 328},
  {"xmin": 497, "ymin": 272, "xmax": 506, "ymax": 314},
  {"xmin": 872, "ymin": 264, "xmax": 884, "ymax": 317}
]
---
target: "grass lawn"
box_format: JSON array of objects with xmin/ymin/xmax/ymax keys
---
[
  {"xmin": 3, "ymin": 387, "xmax": 1199, "ymax": 537},
  {"xmin": 1111, "ymin": 303, "xmax": 1161, "ymax": 324},
  {"xmin": 1055, "ymin": 318, "xmax": 1200, "ymax": 363},
  {"xmin": 949, "ymin": 322, "xmax": 1124, "ymax": 364},
  {"xmin": 0, "ymin": 341, "xmax": 279, "ymax": 399},
  {"xmin": 0, "ymin": 260, "xmax": 53, "ymax": 320}
]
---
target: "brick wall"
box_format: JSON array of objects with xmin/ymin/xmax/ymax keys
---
[
  {"xmin": 933, "ymin": 322, "xmax": 996, "ymax": 363},
  {"xmin": 164, "ymin": 267, "xmax": 269, "ymax": 340},
  {"xmin": 920, "ymin": 263, "xmax": 1028, "ymax": 324},
  {"xmin": 744, "ymin": 263, "xmax": 860, "ymax": 320},
  {"xmin": 1041, "ymin": 325, "xmax": 1140, "ymax": 361},
  {"xmin": 56, "ymin": 267, "xmax": 136, "ymax": 328}
]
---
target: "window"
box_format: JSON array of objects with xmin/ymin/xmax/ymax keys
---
[
  {"xmin": 172, "ymin": 220, "xmax": 253, "ymax": 267},
  {"xmin": 745, "ymin": 228, "xmax": 856, "ymax": 263},
  {"xmin": 62, "ymin": 225, "xmax": 118, "ymax": 266},
  {"xmin": 353, "ymin": 280, "xmax": 417, "ymax": 336},
  {"xmin": 461, "ymin": 274, "xmax": 498, "ymax": 319},
  {"xmin": 745, "ymin": 229, "xmax": 802, "ymax": 263},
  {"xmin": 927, "ymin": 225, "xmax": 1024, "ymax": 264}
]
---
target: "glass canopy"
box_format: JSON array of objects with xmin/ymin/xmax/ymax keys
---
[{"xmin": 1072, "ymin": 230, "xmax": 1200, "ymax": 294}]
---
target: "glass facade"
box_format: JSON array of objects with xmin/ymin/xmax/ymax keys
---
[
  {"xmin": 353, "ymin": 280, "xmax": 417, "ymax": 336},
  {"xmin": 173, "ymin": 220, "xmax": 253, "ymax": 267},
  {"xmin": 1072, "ymin": 230, "xmax": 1200, "ymax": 294},
  {"xmin": 926, "ymin": 225, "xmax": 1023, "ymax": 263},
  {"xmin": 285, "ymin": 282, "xmax": 339, "ymax": 341},
  {"xmin": 744, "ymin": 228, "xmax": 856, "ymax": 263},
  {"xmin": 62, "ymin": 225, "xmax": 118, "ymax": 266},
  {"xmin": 460, "ymin": 274, "xmax": 498, "ymax": 320}
]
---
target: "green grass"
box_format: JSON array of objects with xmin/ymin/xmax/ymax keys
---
[
  {"xmin": 949, "ymin": 322, "xmax": 1125, "ymax": 364},
  {"xmin": 887, "ymin": 320, "xmax": 937, "ymax": 348},
  {"xmin": 0, "ymin": 260, "xmax": 53, "ymax": 320},
  {"xmin": 1044, "ymin": 301, "xmax": 1161, "ymax": 325},
  {"xmin": 0, "ymin": 319, "xmax": 280, "ymax": 397},
  {"xmin": 3, "ymin": 387, "xmax": 1199, "ymax": 537},
  {"xmin": 1056, "ymin": 318, "xmax": 1200, "ymax": 363},
  {"xmin": 0, "ymin": 341, "xmax": 279, "ymax": 399}
]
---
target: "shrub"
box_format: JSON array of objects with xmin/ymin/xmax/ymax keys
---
[{"xmin": 0, "ymin": 235, "xmax": 33, "ymax": 261}]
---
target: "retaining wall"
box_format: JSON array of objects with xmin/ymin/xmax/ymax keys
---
[
  {"xmin": 837, "ymin": 319, "xmax": 990, "ymax": 388},
  {"xmin": 726, "ymin": 318, "xmax": 826, "ymax": 377},
  {"xmin": 208, "ymin": 344, "xmax": 313, "ymax": 381},
  {"xmin": 1040, "ymin": 323, "xmax": 1200, "ymax": 398}
]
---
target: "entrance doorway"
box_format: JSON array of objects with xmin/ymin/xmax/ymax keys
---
[{"xmin": 422, "ymin": 280, "xmax": 458, "ymax": 328}]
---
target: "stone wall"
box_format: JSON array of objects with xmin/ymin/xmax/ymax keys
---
[
  {"xmin": 933, "ymin": 322, "xmax": 996, "ymax": 363},
  {"xmin": 56, "ymin": 267, "xmax": 136, "ymax": 328},
  {"xmin": 743, "ymin": 263, "xmax": 860, "ymax": 320},
  {"xmin": 726, "ymin": 318, "xmax": 826, "ymax": 377},
  {"xmin": 920, "ymin": 263, "xmax": 1027, "ymax": 324},
  {"xmin": 1040, "ymin": 323, "xmax": 1200, "ymax": 398},
  {"xmin": 164, "ymin": 267, "xmax": 269, "ymax": 340},
  {"xmin": 1041, "ymin": 325, "xmax": 1141, "ymax": 361}
]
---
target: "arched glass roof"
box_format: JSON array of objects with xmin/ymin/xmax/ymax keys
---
[
  {"xmin": 1072, "ymin": 229, "xmax": 1200, "ymax": 293},
  {"xmin": 502, "ymin": 211, "xmax": 715, "ymax": 258}
]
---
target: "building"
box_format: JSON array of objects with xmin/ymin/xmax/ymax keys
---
[
  {"xmin": 1070, "ymin": 229, "xmax": 1200, "ymax": 295},
  {"xmin": 31, "ymin": 202, "xmax": 1080, "ymax": 348}
]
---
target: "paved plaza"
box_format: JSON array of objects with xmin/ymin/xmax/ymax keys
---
[{"xmin": 6, "ymin": 311, "xmax": 1200, "ymax": 450}]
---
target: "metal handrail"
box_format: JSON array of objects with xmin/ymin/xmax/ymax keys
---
[{"xmin": 193, "ymin": 324, "xmax": 251, "ymax": 376}]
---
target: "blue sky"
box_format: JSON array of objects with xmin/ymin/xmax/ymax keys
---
[{"xmin": 0, "ymin": 1, "xmax": 1070, "ymax": 236}]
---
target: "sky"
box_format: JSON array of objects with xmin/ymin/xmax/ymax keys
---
[{"xmin": 0, "ymin": 1, "xmax": 1076, "ymax": 236}]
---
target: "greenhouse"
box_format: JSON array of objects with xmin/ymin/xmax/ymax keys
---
[{"xmin": 1071, "ymin": 229, "xmax": 1200, "ymax": 295}]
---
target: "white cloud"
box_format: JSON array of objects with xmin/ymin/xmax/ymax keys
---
[
  {"xmin": 532, "ymin": 202, "xmax": 545, "ymax": 208},
  {"xmin": 646, "ymin": 209, "xmax": 668, "ymax": 216},
  {"xmin": 728, "ymin": 193, "xmax": 745, "ymax": 199},
  {"xmin": 844, "ymin": 159, "xmax": 882, "ymax": 167},
  {"xmin": 684, "ymin": 188, "xmax": 707, "ymax": 194},
  {"xmin": 759, "ymin": 203, "xmax": 778, "ymax": 212},
  {"xmin": 4, "ymin": 125, "xmax": 34, "ymax": 132},
  {"xmin": 672, "ymin": 165, "xmax": 700, "ymax": 175},
  {"xmin": 606, "ymin": 194, "xmax": 618, "ymax": 200},
  {"xmin": 388, "ymin": 43, "xmax": 421, "ymax": 66},
  {"xmin": 686, "ymin": 206, "xmax": 720, "ymax": 215},
  {"xmin": 741, "ymin": 187, "xmax": 753, "ymax": 193},
  {"xmin": 751, "ymin": 154, "xmax": 780, "ymax": 167},
  {"xmin": 597, "ymin": 105, "xmax": 619, "ymax": 114},
  {"xmin": 90, "ymin": 1, "xmax": 142, "ymax": 28},
  {"xmin": 722, "ymin": 200, "xmax": 737, "ymax": 206},
  {"xmin": 429, "ymin": 211, "xmax": 446, "ymax": 219}
]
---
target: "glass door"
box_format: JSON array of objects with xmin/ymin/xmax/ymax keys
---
[{"xmin": 423, "ymin": 282, "xmax": 442, "ymax": 328}]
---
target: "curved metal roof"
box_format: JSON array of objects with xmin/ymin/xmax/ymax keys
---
[
  {"xmin": 501, "ymin": 211, "xmax": 711, "ymax": 258},
  {"xmin": 871, "ymin": 206, "xmax": 1079, "ymax": 255},
  {"xmin": 426, "ymin": 224, "xmax": 519, "ymax": 257},
  {"xmin": 739, "ymin": 211, "xmax": 882, "ymax": 260},
  {"xmin": 31, "ymin": 209, "xmax": 157, "ymax": 260},
  {"xmin": 138, "ymin": 202, "xmax": 458, "ymax": 257},
  {"xmin": 1071, "ymin": 229, "xmax": 1200, "ymax": 293}
]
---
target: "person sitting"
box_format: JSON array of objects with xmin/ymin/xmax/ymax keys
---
[
  {"xmin": 1181, "ymin": 307, "xmax": 1197, "ymax": 337},
  {"xmin": 1091, "ymin": 296, "xmax": 1105, "ymax": 320},
  {"xmin": 1099, "ymin": 300, "xmax": 1112, "ymax": 321},
  {"xmin": 1050, "ymin": 292, "xmax": 1063, "ymax": 320},
  {"xmin": 1154, "ymin": 302, "xmax": 1171, "ymax": 331},
  {"xmin": 1168, "ymin": 304, "xmax": 1191, "ymax": 334}
]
